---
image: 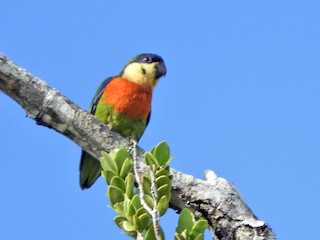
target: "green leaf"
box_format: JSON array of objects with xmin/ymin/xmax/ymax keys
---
[
  {"xmin": 125, "ymin": 173, "xmax": 134, "ymax": 199},
  {"xmin": 155, "ymin": 168, "xmax": 170, "ymax": 178},
  {"xmin": 113, "ymin": 215, "xmax": 127, "ymax": 229},
  {"xmin": 145, "ymin": 226, "xmax": 155, "ymax": 240},
  {"xmin": 113, "ymin": 202, "xmax": 125, "ymax": 216},
  {"xmin": 190, "ymin": 219, "xmax": 208, "ymax": 237},
  {"xmin": 174, "ymin": 233, "xmax": 186, "ymax": 240},
  {"xmin": 108, "ymin": 185, "xmax": 125, "ymax": 206},
  {"xmin": 145, "ymin": 225, "xmax": 165, "ymax": 240},
  {"xmin": 126, "ymin": 202, "xmax": 136, "ymax": 220},
  {"xmin": 108, "ymin": 149, "xmax": 118, "ymax": 159},
  {"xmin": 157, "ymin": 195, "xmax": 169, "ymax": 216},
  {"xmin": 194, "ymin": 233, "xmax": 205, "ymax": 240},
  {"xmin": 136, "ymin": 207, "xmax": 149, "ymax": 218},
  {"xmin": 119, "ymin": 157, "xmax": 133, "ymax": 179},
  {"xmin": 100, "ymin": 151, "xmax": 118, "ymax": 175},
  {"xmin": 114, "ymin": 149, "xmax": 131, "ymax": 173},
  {"xmin": 123, "ymin": 197, "xmax": 129, "ymax": 214},
  {"xmin": 138, "ymin": 212, "xmax": 151, "ymax": 228},
  {"xmin": 130, "ymin": 194, "xmax": 142, "ymax": 211},
  {"xmin": 100, "ymin": 151, "xmax": 112, "ymax": 171},
  {"xmin": 132, "ymin": 215, "xmax": 142, "ymax": 231},
  {"xmin": 157, "ymin": 184, "xmax": 170, "ymax": 200},
  {"xmin": 153, "ymin": 141, "xmax": 171, "ymax": 166},
  {"xmin": 180, "ymin": 229, "xmax": 189, "ymax": 239},
  {"xmin": 110, "ymin": 176, "xmax": 126, "ymax": 193},
  {"xmin": 103, "ymin": 170, "xmax": 117, "ymax": 185},
  {"xmin": 144, "ymin": 152, "xmax": 158, "ymax": 166},
  {"xmin": 150, "ymin": 145, "xmax": 156, "ymax": 155},
  {"xmin": 121, "ymin": 220, "xmax": 136, "ymax": 232},
  {"xmin": 156, "ymin": 175, "xmax": 171, "ymax": 189},
  {"xmin": 142, "ymin": 176, "xmax": 151, "ymax": 195},
  {"xmin": 143, "ymin": 195, "xmax": 154, "ymax": 209},
  {"xmin": 166, "ymin": 156, "xmax": 173, "ymax": 166},
  {"xmin": 101, "ymin": 170, "xmax": 107, "ymax": 180},
  {"xmin": 177, "ymin": 208, "xmax": 194, "ymax": 233}
]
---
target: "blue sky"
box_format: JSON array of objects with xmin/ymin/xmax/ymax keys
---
[{"xmin": 1, "ymin": 1, "xmax": 320, "ymax": 239}]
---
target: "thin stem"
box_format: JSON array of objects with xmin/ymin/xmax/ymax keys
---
[
  {"xmin": 131, "ymin": 139, "xmax": 161, "ymax": 240},
  {"xmin": 149, "ymin": 164, "xmax": 160, "ymax": 238}
]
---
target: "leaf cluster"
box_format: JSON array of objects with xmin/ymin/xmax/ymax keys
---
[
  {"xmin": 143, "ymin": 141, "xmax": 173, "ymax": 216},
  {"xmin": 175, "ymin": 209, "xmax": 208, "ymax": 240},
  {"xmin": 100, "ymin": 141, "xmax": 207, "ymax": 239},
  {"xmin": 100, "ymin": 142, "xmax": 172, "ymax": 239}
]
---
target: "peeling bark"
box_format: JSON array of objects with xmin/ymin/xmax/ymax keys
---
[{"xmin": 0, "ymin": 53, "xmax": 276, "ymax": 240}]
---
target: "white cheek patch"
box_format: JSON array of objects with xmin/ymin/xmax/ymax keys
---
[
  {"xmin": 122, "ymin": 62, "xmax": 157, "ymax": 87},
  {"xmin": 122, "ymin": 63, "xmax": 143, "ymax": 81}
]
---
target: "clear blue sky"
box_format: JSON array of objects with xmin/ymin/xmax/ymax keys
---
[{"xmin": 1, "ymin": 1, "xmax": 319, "ymax": 239}]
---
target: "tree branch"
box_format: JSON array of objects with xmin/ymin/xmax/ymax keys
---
[{"xmin": 0, "ymin": 53, "xmax": 275, "ymax": 240}]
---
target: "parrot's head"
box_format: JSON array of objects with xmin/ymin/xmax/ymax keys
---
[{"xmin": 120, "ymin": 53, "xmax": 166, "ymax": 89}]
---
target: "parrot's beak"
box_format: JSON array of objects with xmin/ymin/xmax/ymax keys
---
[{"xmin": 155, "ymin": 62, "xmax": 167, "ymax": 79}]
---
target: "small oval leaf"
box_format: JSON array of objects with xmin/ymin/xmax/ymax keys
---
[
  {"xmin": 104, "ymin": 170, "xmax": 117, "ymax": 185},
  {"xmin": 156, "ymin": 175, "xmax": 171, "ymax": 188},
  {"xmin": 157, "ymin": 184, "xmax": 170, "ymax": 199},
  {"xmin": 194, "ymin": 233, "xmax": 205, "ymax": 240},
  {"xmin": 110, "ymin": 176, "xmax": 126, "ymax": 193},
  {"xmin": 125, "ymin": 172, "xmax": 134, "ymax": 199},
  {"xmin": 136, "ymin": 207, "xmax": 149, "ymax": 217},
  {"xmin": 100, "ymin": 151, "xmax": 112, "ymax": 171},
  {"xmin": 145, "ymin": 226, "xmax": 155, "ymax": 240},
  {"xmin": 119, "ymin": 157, "xmax": 133, "ymax": 179},
  {"xmin": 108, "ymin": 185, "xmax": 125, "ymax": 206},
  {"xmin": 143, "ymin": 195, "xmax": 154, "ymax": 209},
  {"xmin": 126, "ymin": 202, "xmax": 136, "ymax": 219},
  {"xmin": 142, "ymin": 176, "xmax": 151, "ymax": 195},
  {"xmin": 145, "ymin": 225, "xmax": 165, "ymax": 240},
  {"xmin": 132, "ymin": 215, "xmax": 142, "ymax": 231},
  {"xmin": 130, "ymin": 194, "xmax": 142, "ymax": 211},
  {"xmin": 155, "ymin": 168, "xmax": 170, "ymax": 178},
  {"xmin": 138, "ymin": 212, "xmax": 151, "ymax": 228},
  {"xmin": 174, "ymin": 233, "xmax": 185, "ymax": 240},
  {"xmin": 113, "ymin": 215, "xmax": 127, "ymax": 229},
  {"xmin": 121, "ymin": 220, "xmax": 135, "ymax": 232},
  {"xmin": 113, "ymin": 202, "xmax": 125, "ymax": 216},
  {"xmin": 191, "ymin": 219, "xmax": 208, "ymax": 236},
  {"xmin": 177, "ymin": 208, "xmax": 195, "ymax": 233},
  {"xmin": 114, "ymin": 149, "xmax": 131, "ymax": 172},
  {"xmin": 153, "ymin": 141, "xmax": 170, "ymax": 166},
  {"xmin": 157, "ymin": 195, "xmax": 169, "ymax": 216},
  {"xmin": 144, "ymin": 152, "xmax": 158, "ymax": 166},
  {"xmin": 100, "ymin": 151, "xmax": 118, "ymax": 175}
]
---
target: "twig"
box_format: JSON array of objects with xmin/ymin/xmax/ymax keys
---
[
  {"xmin": 148, "ymin": 164, "xmax": 160, "ymax": 238},
  {"xmin": 132, "ymin": 139, "xmax": 161, "ymax": 239}
]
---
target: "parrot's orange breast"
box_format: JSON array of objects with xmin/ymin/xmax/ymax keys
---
[{"xmin": 101, "ymin": 77, "xmax": 152, "ymax": 119}]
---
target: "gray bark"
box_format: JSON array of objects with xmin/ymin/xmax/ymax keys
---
[{"xmin": 0, "ymin": 53, "xmax": 276, "ymax": 240}]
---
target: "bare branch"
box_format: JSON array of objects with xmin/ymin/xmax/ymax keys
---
[{"xmin": 0, "ymin": 53, "xmax": 275, "ymax": 240}]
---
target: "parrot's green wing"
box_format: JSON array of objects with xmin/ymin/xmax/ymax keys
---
[
  {"xmin": 79, "ymin": 53, "xmax": 166, "ymax": 189},
  {"xmin": 79, "ymin": 77, "xmax": 113, "ymax": 189}
]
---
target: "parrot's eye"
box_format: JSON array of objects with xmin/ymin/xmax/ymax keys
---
[{"xmin": 142, "ymin": 56, "xmax": 152, "ymax": 63}]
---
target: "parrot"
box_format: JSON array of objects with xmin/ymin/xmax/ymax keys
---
[{"xmin": 79, "ymin": 53, "xmax": 166, "ymax": 189}]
